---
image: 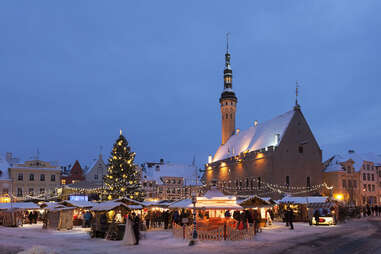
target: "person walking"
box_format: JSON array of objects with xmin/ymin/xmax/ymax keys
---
[
  {"xmin": 314, "ymin": 209, "xmax": 320, "ymax": 226},
  {"xmin": 132, "ymin": 213, "xmax": 140, "ymax": 245},
  {"xmin": 288, "ymin": 208, "xmax": 294, "ymax": 230}
]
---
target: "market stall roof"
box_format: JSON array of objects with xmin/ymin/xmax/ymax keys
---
[
  {"xmin": 143, "ymin": 200, "xmax": 172, "ymax": 207},
  {"xmin": 278, "ymin": 196, "xmax": 329, "ymax": 204},
  {"xmin": 114, "ymin": 197, "xmax": 145, "ymax": 206},
  {"xmin": 91, "ymin": 201, "xmax": 129, "ymax": 212},
  {"xmin": 307, "ymin": 202, "xmax": 336, "ymax": 209},
  {"xmin": 169, "ymin": 188, "xmax": 243, "ymax": 210},
  {"xmin": 60, "ymin": 200, "xmax": 96, "ymax": 208},
  {"xmin": 238, "ymin": 195, "xmax": 272, "ymax": 208},
  {"xmin": 0, "ymin": 202, "xmax": 40, "ymax": 210}
]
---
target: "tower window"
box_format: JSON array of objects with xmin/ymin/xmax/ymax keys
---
[
  {"xmin": 298, "ymin": 145, "xmax": 304, "ymax": 154},
  {"xmin": 258, "ymin": 177, "xmax": 261, "ymax": 189}
]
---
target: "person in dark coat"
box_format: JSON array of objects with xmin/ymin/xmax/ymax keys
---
[
  {"xmin": 28, "ymin": 212, "xmax": 33, "ymax": 224},
  {"xmin": 132, "ymin": 213, "xmax": 140, "ymax": 245},
  {"xmin": 314, "ymin": 209, "xmax": 320, "ymax": 226},
  {"xmin": 288, "ymin": 208, "xmax": 294, "ymax": 230},
  {"xmin": 145, "ymin": 212, "xmax": 150, "ymax": 230}
]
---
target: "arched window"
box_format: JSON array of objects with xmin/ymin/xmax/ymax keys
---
[
  {"xmin": 29, "ymin": 174, "xmax": 34, "ymax": 181},
  {"xmin": 40, "ymin": 174, "xmax": 45, "ymax": 181}
]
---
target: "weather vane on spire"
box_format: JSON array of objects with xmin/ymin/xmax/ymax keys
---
[
  {"xmin": 226, "ymin": 32, "xmax": 230, "ymax": 53},
  {"xmin": 295, "ymin": 81, "xmax": 300, "ymax": 106}
]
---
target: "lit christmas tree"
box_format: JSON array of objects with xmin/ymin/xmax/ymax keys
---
[{"xmin": 104, "ymin": 130, "xmax": 144, "ymax": 201}]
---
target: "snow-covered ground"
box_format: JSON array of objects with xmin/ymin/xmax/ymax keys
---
[{"xmin": 0, "ymin": 222, "xmax": 341, "ymax": 254}]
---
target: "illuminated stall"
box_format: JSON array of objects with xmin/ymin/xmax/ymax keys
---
[{"xmin": 0, "ymin": 202, "xmax": 40, "ymax": 227}]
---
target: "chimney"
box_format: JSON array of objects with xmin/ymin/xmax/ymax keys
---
[{"xmin": 254, "ymin": 120, "xmax": 258, "ymax": 127}]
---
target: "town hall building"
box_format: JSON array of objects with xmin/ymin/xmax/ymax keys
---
[{"xmin": 204, "ymin": 43, "xmax": 323, "ymax": 197}]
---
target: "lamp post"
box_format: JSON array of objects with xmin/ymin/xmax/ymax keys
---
[{"xmin": 189, "ymin": 192, "xmax": 198, "ymax": 246}]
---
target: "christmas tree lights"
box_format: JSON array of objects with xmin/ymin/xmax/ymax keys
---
[{"xmin": 103, "ymin": 130, "xmax": 144, "ymax": 201}]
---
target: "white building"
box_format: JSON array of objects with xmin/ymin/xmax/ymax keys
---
[{"xmin": 141, "ymin": 159, "xmax": 203, "ymax": 200}]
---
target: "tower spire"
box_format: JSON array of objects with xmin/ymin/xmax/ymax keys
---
[
  {"xmin": 226, "ymin": 32, "xmax": 230, "ymax": 53},
  {"xmin": 294, "ymin": 81, "xmax": 301, "ymax": 110}
]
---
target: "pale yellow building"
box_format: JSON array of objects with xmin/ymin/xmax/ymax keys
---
[{"xmin": 10, "ymin": 160, "xmax": 61, "ymax": 200}]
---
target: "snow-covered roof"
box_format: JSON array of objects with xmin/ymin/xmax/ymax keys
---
[
  {"xmin": 60, "ymin": 201, "xmax": 95, "ymax": 208},
  {"xmin": 279, "ymin": 196, "xmax": 328, "ymax": 204},
  {"xmin": 237, "ymin": 195, "xmax": 271, "ymax": 206},
  {"xmin": 84, "ymin": 154, "xmax": 106, "ymax": 175},
  {"xmin": 0, "ymin": 155, "xmax": 10, "ymax": 180},
  {"xmin": 0, "ymin": 202, "xmax": 40, "ymax": 210},
  {"xmin": 142, "ymin": 162, "xmax": 201, "ymax": 186},
  {"xmin": 213, "ymin": 110, "xmax": 295, "ymax": 162},
  {"xmin": 324, "ymin": 152, "xmax": 381, "ymax": 173},
  {"xmin": 91, "ymin": 201, "xmax": 129, "ymax": 212}
]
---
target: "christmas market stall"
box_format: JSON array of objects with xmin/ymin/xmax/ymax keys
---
[
  {"xmin": 90, "ymin": 201, "xmax": 131, "ymax": 240},
  {"xmin": 237, "ymin": 195, "xmax": 274, "ymax": 227},
  {"xmin": 0, "ymin": 202, "xmax": 40, "ymax": 227},
  {"xmin": 60, "ymin": 200, "xmax": 95, "ymax": 226},
  {"xmin": 42, "ymin": 204, "xmax": 75, "ymax": 230},
  {"xmin": 169, "ymin": 187, "xmax": 256, "ymax": 240},
  {"xmin": 278, "ymin": 196, "xmax": 331, "ymax": 222}
]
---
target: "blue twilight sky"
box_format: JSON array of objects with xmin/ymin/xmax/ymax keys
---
[{"xmin": 1, "ymin": 1, "xmax": 381, "ymax": 167}]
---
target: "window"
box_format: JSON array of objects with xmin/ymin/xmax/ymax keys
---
[
  {"xmin": 307, "ymin": 177, "xmax": 311, "ymax": 188},
  {"xmin": 363, "ymin": 173, "xmax": 366, "ymax": 181},
  {"xmin": 286, "ymin": 176, "xmax": 290, "ymax": 188},
  {"xmin": 353, "ymin": 180, "xmax": 357, "ymax": 188},
  {"xmin": 40, "ymin": 188, "xmax": 45, "ymax": 194},
  {"xmin": 29, "ymin": 174, "xmax": 34, "ymax": 181},
  {"xmin": 172, "ymin": 179, "xmax": 176, "ymax": 184},
  {"xmin": 363, "ymin": 184, "xmax": 367, "ymax": 191},
  {"xmin": 40, "ymin": 174, "xmax": 45, "ymax": 181},
  {"xmin": 342, "ymin": 179, "xmax": 346, "ymax": 188},
  {"xmin": 94, "ymin": 174, "xmax": 98, "ymax": 180},
  {"xmin": 51, "ymin": 175, "xmax": 56, "ymax": 182},
  {"xmin": 178, "ymin": 179, "xmax": 182, "ymax": 184},
  {"xmin": 348, "ymin": 180, "xmax": 352, "ymax": 188},
  {"xmin": 246, "ymin": 178, "xmax": 249, "ymax": 188},
  {"xmin": 149, "ymin": 183, "xmax": 152, "ymax": 187},
  {"xmin": 18, "ymin": 173, "xmax": 23, "ymax": 181},
  {"xmin": 367, "ymin": 165, "xmax": 370, "ymax": 170},
  {"xmin": 167, "ymin": 189, "xmax": 170, "ymax": 193},
  {"xmin": 367, "ymin": 173, "xmax": 370, "ymax": 181},
  {"xmin": 143, "ymin": 182, "xmax": 147, "ymax": 187},
  {"xmin": 2, "ymin": 188, "xmax": 8, "ymax": 194},
  {"xmin": 258, "ymin": 177, "xmax": 261, "ymax": 189},
  {"xmin": 298, "ymin": 146, "xmax": 304, "ymax": 154},
  {"xmin": 17, "ymin": 188, "xmax": 22, "ymax": 197},
  {"xmin": 368, "ymin": 184, "xmax": 371, "ymax": 192},
  {"xmin": 226, "ymin": 113, "xmax": 228, "ymax": 119},
  {"xmin": 29, "ymin": 188, "xmax": 34, "ymax": 195},
  {"xmin": 347, "ymin": 167, "xmax": 351, "ymax": 173},
  {"xmin": 372, "ymin": 174, "xmax": 375, "ymax": 181},
  {"xmin": 61, "ymin": 179, "xmax": 66, "ymax": 185}
]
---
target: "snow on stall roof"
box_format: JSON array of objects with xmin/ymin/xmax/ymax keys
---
[
  {"xmin": 324, "ymin": 152, "xmax": 381, "ymax": 172},
  {"xmin": 279, "ymin": 196, "xmax": 328, "ymax": 204},
  {"xmin": 142, "ymin": 162, "xmax": 201, "ymax": 186},
  {"xmin": 61, "ymin": 200, "xmax": 96, "ymax": 208},
  {"xmin": 0, "ymin": 155, "xmax": 10, "ymax": 180},
  {"xmin": 213, "ymin": 110, "xmax": 295, "ymax": 162},
  {"xmin": 0, "ymin": 202, "xmax": 40, "ymax": 210},
  {"xmin": 91, "ymin": 201, "xmax": 128, "ymax": 212}
]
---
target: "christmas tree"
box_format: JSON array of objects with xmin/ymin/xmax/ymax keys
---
[{"xmin": 104, "ymin": 130, "xmax": 144, "ymax": 201}]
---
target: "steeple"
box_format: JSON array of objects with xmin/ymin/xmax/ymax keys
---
[
  {"xmin": 219, "ymin": 33, "xmax": 237, "ymax": 145},
  {"xmin": 294, "ymin": 81, "xmax": 301, "ymax": 110}
]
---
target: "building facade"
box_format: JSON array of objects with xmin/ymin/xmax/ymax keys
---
[
  {"xmin": 204, "ymin": 45, "xmax": 323, "ymax": 198},
  {"xmin": 141, "ymin": 159, "xmax": 203, "ymax": 201},
  {"xmin": 61, "ymin": 160, "xmax": 85, "ymax": 185},
  {"xmin": 9, "ymin": 160, "xmax": 61, "ymax": 199},
  {"xmin": 0, "ymin": 155, "xmax": 12, "ymax": 200},
  {"xmin": 323, "ymin": 151, "xmax": 381, "ymax": 206}
]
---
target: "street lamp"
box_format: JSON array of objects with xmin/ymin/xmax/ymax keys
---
[{"xmin": 189, "ymin": 191, "xmax": 198, "ymax": 246}]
